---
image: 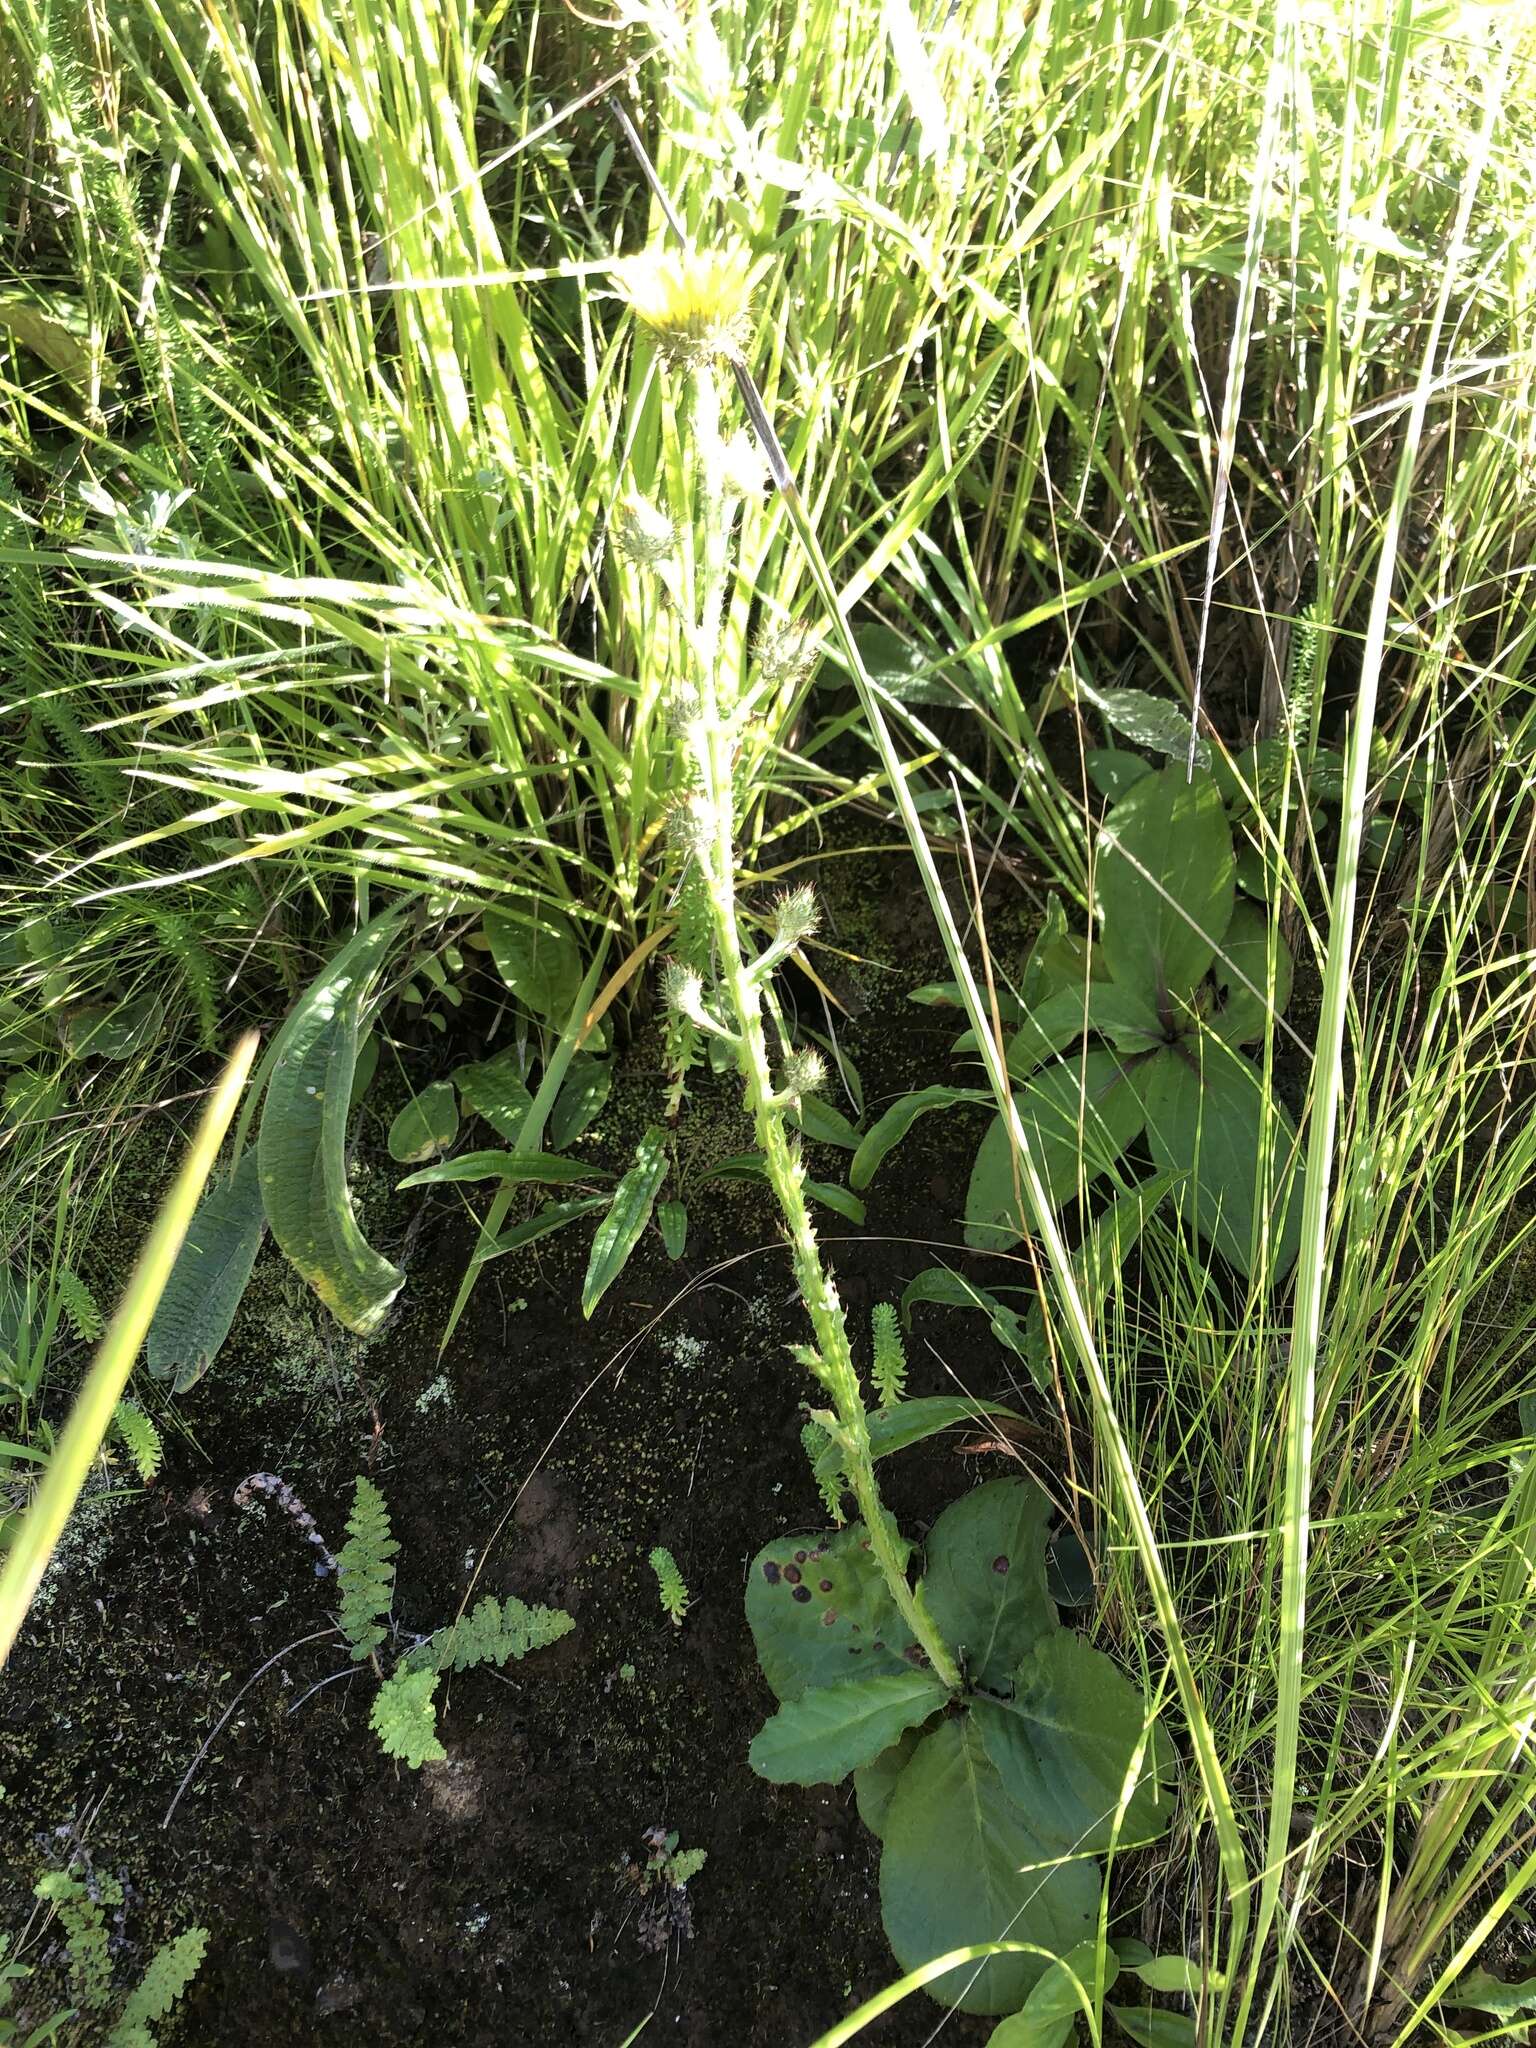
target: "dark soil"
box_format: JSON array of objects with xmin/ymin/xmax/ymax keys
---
[{"xmin": 1, "ymin": 860, "xmax": 1067, "ymax": 2046}]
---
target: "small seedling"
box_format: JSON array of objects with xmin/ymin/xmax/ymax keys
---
[
  {"xmin": 618, "ymin": 1827, "xmax": 708, "ymax": 1954},
  {"xmin": 648, "ymin": 1546, "xmax": 691, "ymax": 1626}
]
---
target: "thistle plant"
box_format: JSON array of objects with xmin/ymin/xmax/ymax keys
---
[{"xmin": 618, "ymin": 244, "xmax": 963, "ymax": 1695}]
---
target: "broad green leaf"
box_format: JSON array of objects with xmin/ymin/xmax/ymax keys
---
[
  {"xmin": 658, "ymin": 1200, "xmax": 688, "ymax": 1260},
  {"xmin": 0, "ymin": 292, "xmax": 98, "ymax": 391},
  {"xmin": 1045, "ymin": 1525, "xmax": 1095, "ymax": 1608},
  {"xmin": 988, "ymin": 1940, "xmax": 1119, "ymax": 2047},
  {"xmin": 854, "ymin": 1728, "xmax": 921, "ymax": 1838},
  {"xmin": 145, "ymin": 1152, "xmax": 265, "ymax": 1392},
  {"xmin": 1025, "ymin": 896, "xmax": 1105, "ymax": 1006},
  {"xmin": 749, "ymin": 1669, "xmax": 946, "ymax": 1784},
  {"xmin": 57, "ymin": 994, "xmax": 164, "ymax": 1062},
  {"xmin": 1080, "ymin": 681, "xmax": 1210, "ymax": 770},
  {"xmin": 1006, "ymin": 984, "xmax": 1163, "ymax": 1077},
  {"xmin": 398, "ymin": 1150, "xmax": 602, "ymax": 1189},
  {"xmin": 453, "ymin": 1050, "xmax": 533, "ymax": 1143},
  {"xmin": 963, "ymin": 1050, "xmax": 1147, "ymax": 1248},
  {"xmin": 1085, "ymin": 749, "xmax": 1152, "ymax": 801},
  {"xmin": 855, "ymin": 621, "xmax": 961, "ymax": 706},
  {"xmin": 919, "ymin": 1479, "xmax": 1054, "ymax": 1689},
  {"xmin": 899, "ymin": 1269, "xmax": 1035, "ymax": 1364},
  {"xmin": 1210, "ymin": 901, "xmax": 1293, "ymax": 1046},
  {"xmin": 349, "ymin": 1030, "xmax": 380, "ymax": 1110},
  {"xmin": 811, "ymin": 1397, "xmax": 1027, "ymax": 1499},
  {"xmin": 880, "ymin": 1717, "xmax": 1100, "ymax": 2014},
  {"xmin": 1097, "ymin": 766, "xmax": 1234, "ymax": 1002},
  {"xmin": 483, "ymin": 908, "xmax": 582, "ymax": 1021},
  {"xmin": 972, "ymin": 1630, "xmax": 1176, "ymax": 1852},
  {"xmin": 387, "ymin": 1081, "xmax": 459, "ymax": 1164},
  {"xmin": 582, "ymin": 1126, "xmax": 668, "ymax": 1318},
  {"xmin": 258, "ymin": 916, "xmax": 404, "ymax": 1335},
  {"xmin": 549, "ymin": 1053, "xmax": 611, "ymax": 1148},
  {"xmin": 1110, "ymin": 2008, "xmax": 1198, "ymax": 2047},
  {"xmin": 1141, "ymin": 1038, "xmax": 1301, "ymax": 1279},
  {"xmin": 477, "ymin": 1195, "xmax": 609, "ymax": 1262},
  {"xmin": 746, "ymin": 1523, "xmax": 914, "ymax": 1701},
  {"xmin": 850, "ymin": 1086, "xmax": 987, "ymax": 1191},
  {"xmin": 1119, "ymin": 1951, "xmax": 1215, "ymax": 1995},
  {"xmin": 1447, "ymin": 1966, "xmax": 1536, "ymax": 2019}
]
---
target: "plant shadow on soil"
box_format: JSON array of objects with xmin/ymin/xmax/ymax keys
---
[{"xmin": 1, "ymin": 866, "xmax": 1071, "ymax": 2046}]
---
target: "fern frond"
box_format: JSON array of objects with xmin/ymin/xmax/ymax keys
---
[
  {"xmin": 107, "ymin": 1927, "xmax": 209, "ymax": 2047},
  {"xmin": 871, "ymin": 1303, "xmax": 907, "ymax": 1407},
  {"xmin": 667, "ymin": 1847, "xmax": 707, "ymax": 1888},
  {"xmin": 370, "ymin": 1667, "xmax": 446, "ymax": 1768},
  {"xmin": 34, "ymin": 1870, "xmax": 114, "ymax": 2011},
  {"xmin": 648, "ymin": 1546, "xmax": 691, "ymax": 1626},
  {"xmin": 56, "ymin": 1266, "xmax": 103, "ymax": 1341},
  {"xmin": 112, "ymin": 1400, "xmax": 163, "ymax": 1483},
  {"xmin": 337, "ymin": 1476, "xmax": 397, "ymax": 1661},
  {"xmin": 426, "ymin": 1593, "xmax": 574, "ymax": 1674}
]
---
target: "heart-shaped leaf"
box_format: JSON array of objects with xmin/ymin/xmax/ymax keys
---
[
  {"xmin": 1140, "ymin": 1036, "xmax": 1301, "ymax": 1279},
  {"xmin": 749, "ymin": 1669, "xmax": 947, "ymax": 1784},
  {"xmin": 971, "ymin": 1630, "xmax": 1176, "ymax": 1852},
  {"xmin": 963, "ymin": 1050, "xmax": 1147, "ymax": 1248},
  {"xmin": 549, "ymin": 1052, "xmax": 611, "ymax": 1147},
  {"xmin": 919, "ymin": 1479, "xmax": 1055, "ymax": 1691},
  {"xmin": 1097, "ymin": 766, "xmax": 1234, "ymax": 1003},
  {"xmin": 453, "ymin": 1050, "xmax": 533, "ymax": 1143},
  {"xmin": 387, "ymin": 1081, "xmax": 459, "ymax": 1164},
  {"xmin": 483, "ymin": 908, "xmax": 582, "ymax": 1021},
  {"xmin": 746, "ymin": 1524, "xmax": 915, "ymax": 1701},
  {"xmin": 987, "ymin": 1940, "xmax": 1119, "ymax": 2047},
  {"xmin": 880, "ymin": 1716, "xmax": 1100, "ymax": 2014}
]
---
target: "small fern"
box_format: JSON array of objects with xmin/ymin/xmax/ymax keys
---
[
  {"xmin": 34, "ymin": 1868, "xmax": 118, "ymax": 2012},
  {"xmin": 871, "ymin": 1302, "xmax": 907, "ymax": 1406},
  {"xmin": 371, "ymin": 1667, "xmax": 446, "ymax": 1768},
  {"xmin": 106, "ymin": 1925, "xmax": 209, "ymax": 2048},
  {"xmin": 112, "ymin": 1399, "xmax": 163, "ymax": 1483},
  {"xmin": 337, "ymin": 1476, "xmax": 397, "ymax": 1661},
  {"xmin": 649, "ymin": 1546, "xmax": 691, "ymax": 1626},
  {"xmin": 423, "ymin": 1594, "xmax": 575, "ymax": 1674},
  {"xmin": 55, "ymin": 1265, "xmax": 103, "ymax": 1341},
  {"xmin": 666, "ymin": 1846, "xmax": 707, "ymax": 1889}
]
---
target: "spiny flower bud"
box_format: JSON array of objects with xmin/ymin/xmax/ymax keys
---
[
  {"xmin": 772, "ymin": 883, "xmax": 819, "ymax": 945},
  {"xmin": 717, "ymin": 429, "xmax": 769, "ymax": 500},
  {"xmin": 615, "ymin": 246, "xmax": 754, "ymax": 367},
  {"xmin": 613, "ymin": 492, "xmax": 675, "ymax": 567},
  {"xmin": 754, "ymin": 622, "xmax": 820, "ymax": 690},
  {"xmin": 661, "ymin": 960, "xmax": 707, "ymax": 1024},
  {"xmin": 780, "ymin": 1045, "xmax": 827, "ymax": 1102}
]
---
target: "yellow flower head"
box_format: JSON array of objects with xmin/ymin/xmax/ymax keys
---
[{"xmin": 615, "ymin": 245, "xmax": 754, "ymax": 365}]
